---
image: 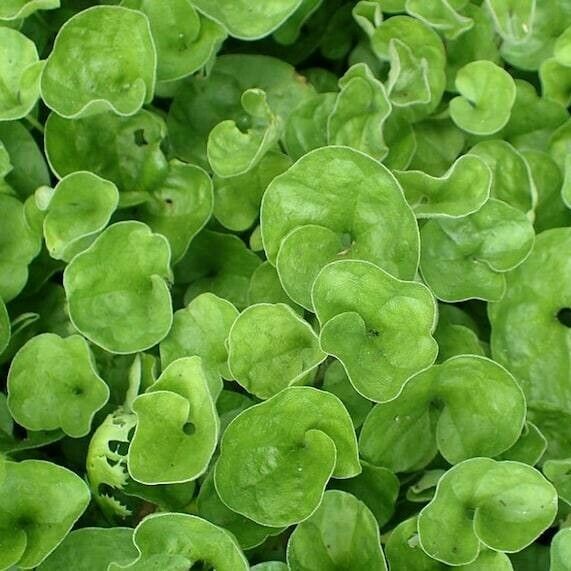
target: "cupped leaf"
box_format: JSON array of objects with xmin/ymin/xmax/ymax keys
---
[
  {"xmin": 197, "ymin": 471, "xmax": 283, "ymax": 550},
  {"xmin": 359, "ymin": 356, "xmax": 526, "ymax": 473},
  {"xmin": 0, "ymin": 459, "xmax": 90, "ymax": 570},
  {"xmin": 108, "ymin": 513, "xmax": 248, "ymax": 570},
  {"xmin": 469, "ymin": 140, "xmax": 537, "ymax": 215},
  {"xmin": 0, "ymin": 0, "xmax": 59, "ymax": 21},
  {"xmin": 332, "ymin": 460, "xmax": 399, "ymax": 527},
  {"xmin": 405, "ymin": 0, "xmax": 473, "ymax": 40},
  {"xmin": 160, "ymin": 293, "xmax": 238, "ymax": 378},
  {"xmin": 121, "ymin": 0, "xmax": 225, "ymax": 82},
  {"xmin": 191, "ymin": 0, "xmax": 302, "ymax": 40},
  {"xmin": 540, "ymin": 58, "xmax": 571, "ymax": 108},
  {"xmin": 386, "ymin": 516, "xmax": 514, "ymax": 571},
  {"xmin": 41, "ymin": 6, "xmax": 156, "ymax": 118},
  {"xmin": 0, "ymin": 194, "xmax": 41, "ymax": 302},
  {"xmin": 247, "ymin": 261, "xmax": 304, "ymax": 314},
  {"xmin": 177, "ymin": 229, "xmax": 261, "ymax": 310},
  {"xmin": 551, "ymin": 528, "xmax": 571, "ymax": 571},
  {"xmin": 395, "ymin": 154, "xmax": 491, "ymax": 218},
  {"xmin": 372, "ymin": 16, "xmax": 446, "ymax": 121},
  {"xmin": 0, "ymin": 28, "xmax": 44, "ymax": 121},
  {"xmin": 37, "ymin": 528, "xmax": 138, "ymax": 571},
  {"xmin": 284, "ymin": 93, "xmax": 336, "ymax": 161},
  {"xmin": 327, "ymin": 63, "xmax": 391, "ymax": 161},
  {"xmin": 450, "ymin": 61, "xmax": 516, "ymax": 136},
  {"xmin": 418, "ymin": 458, "xmax": 557, "ymax": 566},
  {"xmin": 312, "ymin": 259, "xmax": 437, "ymax": 402},
  {"xmin": 227, "ymin": 303, "xmax": 326, "ymax": 399},
  {"xmin": 63, "ymin": 221, "xmax": 173, "ymax": 354},
  {"xmin": 44, "ymin": 110, "xmax": 168, "ymax": 194},
  {"xmin": 208, "ymin": 88, "xmax": 282, "ymax": 179},
  {"xmin": 7, "ymin": 333, "xmax": 109, "ymax": 438},
  {"xmin": 497, "ymin": 421, "xmax": 547, "ymax": 466},
  {"xmin": 168, "ymin": 55, "xmax": 314, "ymax": 169},
  {"xmin": 543, "ymin": 458, "xmax": 571, "ymax": 505},
  {"xmin": 135, "ymin": 160, "xmax": 213, "ymax": 263},
  {"xmin": 485, "ymin": 0, "xmax": 535, "ymax": 42},
  {"xmin": 419, "ymin": 198, "xmax": 535, "ymax": 302},
  {"xmin": 215, "ymin": 386, "xmax": 360, "ymax": 527},
  {"xmin": 489, "ymin": 228, "xmax": 571, "ymax": 409},
  {"xmin": 286, "ymin": 490, "xmax": 387, "ymax": 571},
  {"xmin": 528, "ymin": 403, "xmax": 571, "ymax": 463},
  {"xmin": 213, "ymin": 151, "xmax": 291, "ymax": 232},
  {"xmin": 42, "ymin": 172, "xmax": 119, "ymax": 262},
  {"xmin": 129, "ymin": 357, "xmax": 219, "ymax": 484},
  {"xmin": 261, "ymin": 146, "xmax": 419, "ymax": 307}
]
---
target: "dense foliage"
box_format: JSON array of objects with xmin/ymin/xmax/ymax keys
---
[{"xmin": 1, "ymin": 0, "xmax": 571, "ymax": 569}]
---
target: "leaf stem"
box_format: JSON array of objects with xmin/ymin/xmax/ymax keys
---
[{"xmin": 24, "ymin": 114, "xmax": 45, "ymax": 134}]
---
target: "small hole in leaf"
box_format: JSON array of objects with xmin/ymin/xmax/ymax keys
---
[
  {"xmin": 72, "ymin": 386, "xmax": 84, "ymax": 396},
  {"xmin": 419, "ymin": 196, "xmax": 429, "ymax": 205},
  {"xmin": 557, "ymin": 308, "xmax": 571, "ymax": 328},
  {"xmin": 367, "ymin": 328, "xmax": 379, "ymax": 338},
  {"xmin": 235, "ymin": 113, "xmax": 251, "ymax": 133},
  {"xmin": 109, "ymin": 440, "xmax": 130, "ymax": 456},
  {"xmin": 183, "ymin": 422, "xmax": 196, "ymax": 436},
  {"xmin": 164, "ymin": 197, "xmax": 173, "ymax": 205},
  {"xmin": 133, "ymin": 129, "xmax": 148, "ymax": 146}
]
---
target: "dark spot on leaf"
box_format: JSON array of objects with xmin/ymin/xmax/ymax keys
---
[
  {"xmin": 134, "ymin": 129, "xmax": 147, "ymax": 146},
  {"xmin": 183, "ymin": 422, "xmax": 196, "ymax": 436},
  {"xmin": 72, "ymin": 386, "xmax": 84, "ymax": 396},
  {"xmin": 557, "ymin": 308, "xmax": 571, "ymax": 328},
  {"xmin": 164, "ymin": 197, "xmax": 173, "ymax": 205}
]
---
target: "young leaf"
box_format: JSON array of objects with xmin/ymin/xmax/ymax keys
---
[
  {"xmin": 312, "ymin": 259, "xmax": 438, "ymax": 402},
  {"xmin": 551, "ymin": 528, "xmax": 571, "ymax": 571},
  {"xmin": 215, "ymin": 387, "xmax": 360, "ymax": 527}
]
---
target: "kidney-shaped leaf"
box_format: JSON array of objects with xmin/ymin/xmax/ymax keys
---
[
  {"xmin": 41, "ymin": 6, "xmax": 156, "ymax": 118},
  {"xmin": 394, "ymin": 154, "xmax": 491, "ymax": 218},
  {"xmin": 312, "ymin": 259, "xmax": 438, "ymax": 402},
  {"xmin": 418, "ymin": 458, "xmax": 557, "ymax": 566},
  {"xmin": 551, "ymin": 528, "xmax": 571, "ymax": 571},
  {"xmin": 0, "ymin": 0, "xmax": 59, "ymax": 21},
  {"xmin": 287, "ymin": 490, "xmax": 387, "ymax": 571},
  {"xmin": 227, "ymin": 303, "xmax": 326, "ymax": 399},
  {"xmin": 489, "ymin": 228, "xmax": 571, "ymax": 410},
  {"xmin": 420, "ymin": 198, "xmax": 535, "ymax": 302},
  {"xmin": 215, "ymin": 386, "xmax": 360, "ymax": 527},
  {"xmin": 108, "ymin": 513, "xmax": 248, "ymax": 570},
  {"xmin": 359, "ymin": 356, "xmax": 526, "ymax": 473},
  {"xmin": 7, "ymin": 333, "xmax": 109, "ymax": 438},
  {"xmin": 450, "ymin": 61, "xmax": 516, "ymax": 135},
  {"xmin": 42, "ymin": 172, "xmax": 119, "ymax": 262},
  {"xmin": 129, "ymin": 357, "xmax": 219, "ymax": 484},
  {"xmin": 64, "ymin": 221, "xmax": 172, "ymax": 354},
  {"xmin": 0, "ymin": 459, "xmax": 90, "ymax": 570},
  {"xmin": 0, "ymin": 28, "xmax": 44, "ymax": 121}
]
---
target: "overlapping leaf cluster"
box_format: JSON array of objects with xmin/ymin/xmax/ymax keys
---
[{"xmin": 1, "ymin": 0, "xmax": 571, "ymax": 569}]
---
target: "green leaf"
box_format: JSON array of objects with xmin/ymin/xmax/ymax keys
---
[
  {"xmin": 207, "ymin": 88, "xmax": 283, "ymax": 178},
  {"xmin": 327, "ymin": 63, "xmax": 391, "ymax": 161},
  {"xmin": 0, "ymin": 459, "xmax": 90, "ymax": 569},
  {"xmin": 197, "ymin": 471, "xmax": 283, "ymax": 550},
  {"xmin": 543, "ymin": 458, "xmax": 571, "ymax": 505},
  {"xmin": 420, "ymin": 199, "xmax": 535, "ymax": 302},
  {"xmin": 64, "ymin": 221, "xmax": 173, "ymax": 354},
  {"xmin": 121, "ymin": 0, "xmax": 225, "ymax": 82},
  {"xmin": 129, "ymin": 356, "xmax": 219, "ymax": 484},
  {"xmin": 489, "ymin": 228, "xmax": 571, "ymax": 409},
  {"xmin": 395, "ymin": 154, "xmax": 491, "ymax": 218},
  {"xmin": 37, "ymin": 527, "xmax": 138, "ymax": 571},
  {"xmin": 312, "ymin": 259, "xmax": 437, "ymax": 402},
  {"xmin": 551, "ymin": 528, "xmax": 571, "ymax": 571},
  {"xmin": 540, "ymin": 58, "xmax": 571, "ymax": 108},
  {"xmin": 7, "ymin": 333, "xmax": 109, "ymax": 437},
  {"xmin": 286, "ymin": 490, "xmax": 387, "ymax": 571},
  {"xmin": 0, "ymin": 194, "xmax": 41, "ymax": 302},
  {"xmin": 227, "ymin": 303, "xmax": 326, "ymax": 399},
  {"xmin": 0, "ymin": 0, "xmax": 59, "ymax": 21},
  {"xmin": 44, "ymin": 109, "xmax": 168, "ymax": 194},
  {"xmin": 497, "ymin": 422, "xmax": 547, "ymax": 466},
  {"xmin": 418, "ymin": 458, "xmax": 557, "ymax": 565},
  {"xmin": 176, "ymin": 229, "xmax": 261, "ymax": 311},
  {"xmin": 135, "ymin": 160, "xmax": 213, "ymax": 263},
  {"xmin": 261, "ymin": 146, "xmax": 420, "ymax": 308},
  {"xmin": 213, "ymin": 151, "xmax": 291, "ymax": 232},
  {"xmin": 191, "ymin": 0, "xmax": 302, "ymax": 40},
  {"xmin": 42, "ymin": 172, "xmax": 119, "ymax": 262},
  {"xmin": 359, "ymin": 355, "xmax": 526, "ymax": 472},
  {"xmin": 108, "ymin": 513, "xmax": 249, "ymax": 570},
  {"xmin": 450, "ymin": 61, "xmax": 516, "ymax": 135},
  {"xmin": 0, "ymin": 298, "xmax": 9, "ymax": 355},
  {"xmin": 0, "ymin": 28, "xmax": 44, "ymax": 121},
  {"xmin": 386, "ymin": 516, "xmax": 514, "ymax": 570},
  {"xmin": 485, "ymin": 0, "xmax": 535, "ymax": 42},
  {"xmin": 215, "ymin": 386, "xmax": 360, "ymax": 527},
  {"xmin": 406, "ymin": 0, "xmax": 473, "ymax": 40},
  {"xmin": 40, "ymin": 6, "xmax": 156, "ymax": 118},
  {"xmin": 160, "ymin": 293, "xmax": 238, "ymax": 379}
]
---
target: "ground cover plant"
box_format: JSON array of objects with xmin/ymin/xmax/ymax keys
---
[{"xmin": 1, "ymin": 0, "xmax": 571, "ymax": 569}]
